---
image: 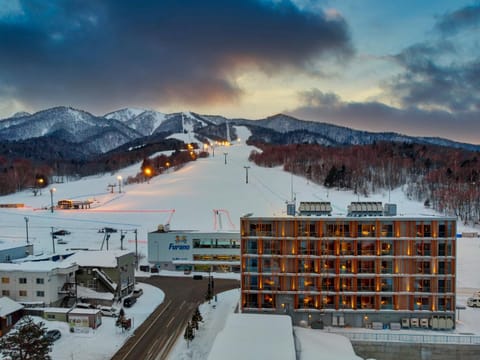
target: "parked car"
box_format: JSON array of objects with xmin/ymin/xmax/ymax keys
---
[
  {"xmin": 132, "ymin": 288, "xmax": 143, "ymax": 298},
  {"xmin": 45, "ymin": 329, "xmax": 62, "ymax": 342},
  {"xmin": 51, "ymin": 229, "xmax": 71, "ymax": 236},
  {"xmin": 98, "ymin": 227, "xmax": 118, "ymax": 233},
  {"xmin": 76, "ymin": 302, "xmax": 96, "ymax": 309},
  {"xmin": 123, "ymin": 296, "xmax": 137, "ymax": 308},
  {"xmin": 467, "ymin": 297, "xmax": 480, "ymax": 307},
  {"xmin": 98, "ymin": 306, "xmax": 119, "ymax": 317}
]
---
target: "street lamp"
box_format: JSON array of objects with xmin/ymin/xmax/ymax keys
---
[
  {"xmin": 117, "ymin": 175, "xmax": 123, "ymax": 193},
  {"xmin": 143, "ymin": 166, "xmax": 153, "ymax": 182},
  {"xmin": 49, "ymin": 188, "xmax": 56, "ymax": 213}
]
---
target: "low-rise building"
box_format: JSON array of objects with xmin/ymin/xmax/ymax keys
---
[
  {"xmin": 0, "ymin": 261, "xmax": 78, "ymax": 307},
  {"xmin": 148, "ymin": 228, "xmax": 240, "ymax": 272},
  {"xmin": 67, "ymin": 250, "xmax": 135, "ymax": 299}
]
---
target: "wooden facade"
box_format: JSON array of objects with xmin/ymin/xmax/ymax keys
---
[{"xmin": 240, "ymin": 216, "xmax": 456, "ymax": 326}]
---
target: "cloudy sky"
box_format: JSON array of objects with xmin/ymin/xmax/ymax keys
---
[{"xmin": 0, "ymin": 0, "xmax": 479, "ymax": 144}]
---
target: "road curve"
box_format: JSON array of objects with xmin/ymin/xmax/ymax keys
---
[{"xmin": 111, "ymin": 276, "xmax": 240, "ymax": 360}]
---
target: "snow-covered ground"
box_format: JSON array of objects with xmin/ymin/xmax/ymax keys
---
[{"xmin": 1, "ymin": 126, "xmax": 480, "ymax": 359}]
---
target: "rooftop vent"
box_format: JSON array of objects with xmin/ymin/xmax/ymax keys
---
[
  {"xmin": 298, "ymin": 202, "xmax": 332, "ymax": 216},
  {"xmin": 347, "ymin": 202, "xmax": 383, "ymax": 217}
]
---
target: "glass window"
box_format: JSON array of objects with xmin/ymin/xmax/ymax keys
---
[
  {"xmin": 19, "ymin": 278, "xmax": 27, "ymax": 284},
  {"xmin": 36, "ymin": 291, "xmax": 45, "ymax": 297},
  {"xmin": 19, "ymin": 290, "xmax": 27, "ymax": 297},
  {"xmin": 2, "ymin": 290, "xmax": 9, "ymax": 296},
  {"xmin": 1, "ymin": 277, "xmax": 9, "ymax": 284},
  {"xmin": 36, "ymin": 278, "xmax": 44, "ymax": 284}
]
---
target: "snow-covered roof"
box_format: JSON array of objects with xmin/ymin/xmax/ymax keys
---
[
  {"xmin": 172, "ymin": 260, "xmax": 240, "ymax": 266},
  {"xmin": 68, "ymin": 308, "xmax": 100, "ymax": 315},
  {"xmin": 43, "ymin": 307, "xmax": 71, "ymax": 314},
  {"xmin": 0, "ymin": 296, "xmax": 24, "ymax": 317},
  {"xmin": 77, "ymin": 285, "xmax": 114, "ymax": 301},
  {"xmin": 0, "ymin": 260, "xmax": 78, "ymax": 272},
  {"xmin": 207, "ymin": 313, "xmax": 296, "ymax": 360},
  {"xmin": 67, "ymin": 250, "xmax": 133, "ymax": 268},
  {"xmin": 0, "ymin": 241, "xmax": 27, "ymax": 252}
]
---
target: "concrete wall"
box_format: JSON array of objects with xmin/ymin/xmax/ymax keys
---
[{"xmin": 352, "ymin": 342, "xmax": 480, "ymax": 360}]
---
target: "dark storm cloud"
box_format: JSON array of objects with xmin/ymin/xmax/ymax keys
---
[
  {"xmin": 384, "ymin": 3, "xmax": 480, "ymax": 113},
  {"xmin": 289, "ymin": 89, "xmax": 480, "ymax": 144},
  {"xmin": 389, "ymin": 42, "xmax": 480, "ymax": 112},
  {"xmin": 435, "ymin": 3, "xmax": 480, "ymax": 35},
  {"xmin": 0, "ymin": 0, "xmax": 353, "ymax": 113}
]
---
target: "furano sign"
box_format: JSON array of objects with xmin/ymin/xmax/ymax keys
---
[{"xmin": 168, "ymin": 243, "xmax": 190, "ymax": 250}]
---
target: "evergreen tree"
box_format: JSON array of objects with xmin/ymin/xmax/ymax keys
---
[
  {"xmin": 0, "ymin": 316, "xmax": 52, "ymax": 360},
  {"xmin": 183, "ymin": 321, "xmax": 195, "ymax": 348},
  {"xmin": 193, "ymin": 307, "xmax": 203, "ymax": 323}
]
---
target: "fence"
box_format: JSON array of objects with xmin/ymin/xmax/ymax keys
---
[{"xmin": 328, "ymin": 329, "xmax": 480, "ymax": 345}]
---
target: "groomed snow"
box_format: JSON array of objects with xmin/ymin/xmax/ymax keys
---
[
  {"xmin": 207, "ymin": 313, "xmax": 296, "ymax": 360},
  {"xmin": 0, "ymin": 126, "xmax": 479, "ymax": 359}
]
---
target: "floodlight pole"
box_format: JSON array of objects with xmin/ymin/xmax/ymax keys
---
[
  {"xmin": 244, "ymin": 166, "xmax": 250, "ymax": 184},
  {"xmin": 50, "ymin": 188, "xmax": 56, "ymax": 213},
  {"xmin": 134, "ymin": 229, "xmax": 138, "ymax": 270},
  {"xmin": 117, "ymin": 175, "xmax": 123, "ymax": 193}
]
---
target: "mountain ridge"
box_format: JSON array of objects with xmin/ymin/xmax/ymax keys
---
[{"xmin": 0, "ymin": 107, "xmax": 478, "ymax": 160}]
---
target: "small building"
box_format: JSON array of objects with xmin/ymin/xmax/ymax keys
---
[
  {"xmin": 0, "ymin": 242, "xmax": 33, "ymax": 263},
  {"xmin": 67, "ymin": 250, "xmax": 135, "ymax": 299},
  {"xmin": 43, "ymin": 307, "xmax": 71, "ymax": 322},
  {"xmin": 57, "ymin": 199, "xmax": 93, "ymax": 210},
  {"xmin": 148, "ymin": 228, "xmax": 240, "ymax": 272},
  {"xmin": 68, "ymin": 308, "xmax": 102, "ymax": 330},
  {"xmin": 0, "ymin": 297, "xmax": 24, "ymax": 336}
]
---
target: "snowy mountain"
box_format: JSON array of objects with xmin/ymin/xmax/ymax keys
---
[
  {"xmin": 0, "ymin": 106, "xmax": 143, "ymax": 154},
  {"xmin": 236, "ymin": 114, "xmax": 480, "ymax": 151}
]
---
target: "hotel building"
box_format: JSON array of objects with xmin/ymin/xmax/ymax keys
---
[{"xmin": 240, "ymin": 202, "xmax": 456, "ymax": 329}]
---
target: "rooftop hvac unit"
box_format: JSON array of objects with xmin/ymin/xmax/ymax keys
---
[
  {"xmin": 384, "ymin": 203, "xmax": 397, "ymax": 216},
  {"xmin": 287, "ymin": 202, "xmax": 296, "ymax": 216}
]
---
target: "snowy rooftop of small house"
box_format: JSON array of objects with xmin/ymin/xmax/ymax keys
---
[
  {"xmin": 66, "ymin": 250, "xmax": 133, "ymax": 268},
  {"xmin": 207, "ymin": 313, "xmax": 296, "ymax": 360},
  {"xmin": 13, "ymin": 251, "xmax": 75, "ymax": 263},
  {"xmin": 43, "ymin": 307, "xmax": 72, "ymax": 314},
  {"xmin": 0, "ymin": 296, "xmax": 23, "ymax": 317},
  {"xmin": 68, "ymin": 308, "xmax": 100, "ymax": 315},
  {"xmin": 0, "ymin": 260, "xmax": 77, "ymax": 272}
]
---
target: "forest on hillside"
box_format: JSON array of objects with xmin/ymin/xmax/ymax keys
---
[
  {"xmin": 0, "ymin": 139, "xmax": 201, "ymax": 196},
  {"xmin": 248, "ymin": 141, "xmax": 480, "ymax": 225}
]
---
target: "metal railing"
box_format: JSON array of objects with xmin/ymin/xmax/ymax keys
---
[{"xmin": 328, "ymin": 329, "xmax": 480, "ymax": 345}]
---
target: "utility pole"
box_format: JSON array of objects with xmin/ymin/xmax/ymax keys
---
[
  {"xmin": 134, "ymin": 229, "xmax": 138, "ymax": 270},
  {"xmin": 223, "ymin": 152, "xmax": 228, "ymax": 165},
  {"xmin": 24, "ymin": 217, "xmax": 29, "ymax": 244},
  {"xmin": 51, "ymin": 227, "xmax": 55, "ymax": 253},
  {"xmin": 244, "ymin": 166, "xmax": 250, "ymax": 184},
  {"xmin": 120, "ymin": 231, "xmax": 125, "ymax": 250}
]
